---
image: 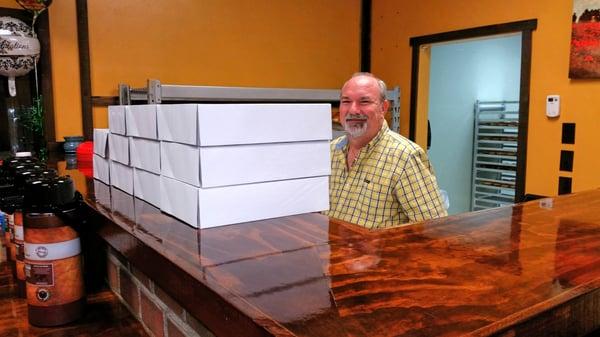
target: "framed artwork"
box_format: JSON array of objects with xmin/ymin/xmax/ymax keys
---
[{"xmin": 570, "ymin": 0, "xmax": 600, "ymax": 78}]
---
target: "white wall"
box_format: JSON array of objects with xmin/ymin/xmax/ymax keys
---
[{"xmin": 428, "ymin": 34, "xmax": 521, "ymax": 214}]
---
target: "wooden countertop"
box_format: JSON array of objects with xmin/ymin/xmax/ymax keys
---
[{"xmin": 84, "ymin": 179, "xmax": 600, "ymax": 337}]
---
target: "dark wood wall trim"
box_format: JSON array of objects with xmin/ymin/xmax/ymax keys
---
[
  {"xmin": 409, "ymin": 19, "xmax": 538, "ymax": 47},
  {"xmin": 514, "ymin": 28, "xmax": 533, "ymax": 202},
  {"xmin": 408, "ymin": 19, "xmax": 537, "ymax": 203},
  {"xmin": 76, "ymin": 0, "xmax": 93, "ymax": 140},
  {"xmin": 46, "ymin": 141, "xmax": 61, "ymax": 153},
  {"xmin": 360, "ymin": 0, "xmax": 371, "ymax": 72},
  {"xmin": 36, "ymin": 11, "xmax": 56, "ymax": 144},
  {"xmin": 408, "ymin": 45, "xmax": 420, "ymax": 140},
  {"xmin": 91, "ymin": 96, "xmax": 119, "ymax": 107}
]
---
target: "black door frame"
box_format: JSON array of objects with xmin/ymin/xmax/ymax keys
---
[{"xmin": 408, "ymin": 19, "xmax": 537, "ymax": 202}]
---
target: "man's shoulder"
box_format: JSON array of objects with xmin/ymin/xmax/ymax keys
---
[
  {"xmin": 331, "ymin": 135, "xmax": 347, "ymax": 150},
  {"xmin": 379, "ymin": 129, "xmax": 424, "ymax": 155}
]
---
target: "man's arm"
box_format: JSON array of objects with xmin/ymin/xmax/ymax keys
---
[{"xmin": 395, "ymin": 148, "xmax": 448, "ymax": 222}]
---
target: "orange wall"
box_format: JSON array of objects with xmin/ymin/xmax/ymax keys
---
[
  {"xmin": 0, "ymin": 0, "xmax": 18, "ymax": 9},
  {"xmin": 5, "ymin": 1, "xmax": 360, "ymax": 140},
  {"xmin": 48, "ymin": 0, "xmax": 82, "ymax": 141},
  {"xmin": 84, "ymin": 0, "xmax": 361, "ymax": 130},
  {"xmin": 372, "ymin": 0, "xmax": 600, "ymax": 196}
]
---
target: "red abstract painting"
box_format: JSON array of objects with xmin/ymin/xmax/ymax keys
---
[{"xmin": 570, "ymin": 0, "xmax": 600, "ymax": 78}]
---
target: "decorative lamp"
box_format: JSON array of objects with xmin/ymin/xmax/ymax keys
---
[{"xmin": 0, "ymin": 16, "xmax": 39, "ymax": 96}]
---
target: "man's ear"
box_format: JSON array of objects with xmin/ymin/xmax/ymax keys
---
[{"xmin": 382, "ymin": 100, "xmax": 390, "ymax": 114}]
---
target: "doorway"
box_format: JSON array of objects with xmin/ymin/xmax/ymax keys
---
[
  {"xmin": 409, "ymin": 20, "xmax": 537, "ymax": 212},
  {"xmin": 427, "ymin": 34, "xmax": 522, "ymax": 214}
]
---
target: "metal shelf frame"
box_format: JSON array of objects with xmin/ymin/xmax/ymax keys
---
[
  {"xmin": 471, "ymin": 100, "xmax": 520, "ymax": 211},
  {"xmin": 118, "ymin": 79, "xmax": 402, "ymax": 132}
]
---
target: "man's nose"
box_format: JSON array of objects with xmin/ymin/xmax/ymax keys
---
[{"xmin": 348, "ymin": 101, "xmax": 361, "ymax": 112}]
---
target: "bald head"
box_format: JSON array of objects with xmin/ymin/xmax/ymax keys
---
[{"xmin": 342, "ymin": 72, "xmax": 387, "ymax": 102}]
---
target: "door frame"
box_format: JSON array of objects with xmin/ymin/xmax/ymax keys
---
[{"xmin": 408, "ymin": 19, "xmax": 537, "ymax": 202}]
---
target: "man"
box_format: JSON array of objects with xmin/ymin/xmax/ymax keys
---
[{"xmin": 325, "ymin": 73, "xmax": 447, "ymax": 229}]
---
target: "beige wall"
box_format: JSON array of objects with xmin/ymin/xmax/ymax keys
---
[{"xmin": 372, "ymin": 0, "xmax": 600, "ymax": 196}]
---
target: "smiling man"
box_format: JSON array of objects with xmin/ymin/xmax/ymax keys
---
[{"xmin": 325, "ymin": 73, "xmax": 447, "ymax": 229}]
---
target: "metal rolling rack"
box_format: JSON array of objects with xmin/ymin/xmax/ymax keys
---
[
  {"xmin": 118, "ymin": 79, "xmax": 401, "ymax": 132},
  {"xmin": 471, "ymin": 100, "xmax": 519, "ymax": 211}
]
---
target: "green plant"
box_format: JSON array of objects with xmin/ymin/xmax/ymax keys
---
[{"xmin": 18, "ymin": 95, "xmax": 46, "ymax": 160}]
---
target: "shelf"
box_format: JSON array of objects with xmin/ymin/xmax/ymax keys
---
[
  {"xmin": 118, "ymin": 79, "xmax": 402, "ymax": 132},
  {"xmin": 471, "ymin": 100, "xmax": 519, "ymax": 211}
]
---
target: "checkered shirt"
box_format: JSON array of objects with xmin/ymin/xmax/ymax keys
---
[{"xmin": 325, "ymin": 122, "xmax": 447, "ymax": 229}]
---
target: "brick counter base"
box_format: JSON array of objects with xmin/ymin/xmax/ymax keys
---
[{"xmin": 106, "ymin": 246, "xmax": 215, "ymax": 337}]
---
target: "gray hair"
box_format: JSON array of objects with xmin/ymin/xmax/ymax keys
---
[{"xmin": 350, "ymin": 72, "xmax": 387, "ymax": 102}]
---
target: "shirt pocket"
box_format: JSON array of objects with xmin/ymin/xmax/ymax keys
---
[{"xmin": 358, "ymin": 175, "xmax": 393, "ymax": 209}]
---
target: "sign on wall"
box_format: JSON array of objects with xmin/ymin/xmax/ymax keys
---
[{"xmin": 570, "ymin": 0, "xmax": 600, "ymax": 78}]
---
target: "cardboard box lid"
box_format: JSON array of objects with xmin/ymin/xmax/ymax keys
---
[
  {"xmin": 197, "ymin": 104, "xmax": 332, "ymax": 146},
  {"xmin": 109, "ymin": 160, "xmax": 133, "ymax": 195},
  {"xmin": 160, "ymin": 175, "xmax": 199, "ymax": 227},
  {"xmin": 130, "ymin": 138, "xmax": 160, "ymax": 174},
  {"xmin": 161, "ymin": 140, "xmax": 330, "ymax": 188},
  {"xmin": 198, "ymin": 176, "xmax": 329, "ymax": 228},
  {"xmin": 126, "ymin": 105, "xmax": 158, "ymax": 139},
  {"xmin": 199, "ymin": 141, "xmax": 331, "ymax": 188},
  {"xmin": 157, "ymin": 103, "xmax": 332, "ymax": 146},
  {"xmin": 108, "ymin": 133, "xmax": 130, "ymax": 165},
  {"xmin": 93, "ymin": 129, "xmax": 109, "ymax": 158},
  {"xmin": 133, "ymin": 168, "xmax": 161, "ymax": 208},
  {"xmin": 160, "ymin": 141, "xmax": 200, "ymax": 186},
  {"xmin": 157, "ymin": 104, "xmax": 198, "ymax": 145},
  {"xmin": 108, "ymin": 105, "xmax": 126, "ymax": 135},
  {"xmin": 93, "ymin": 154, "xmax": 110, "ymax": 184}
]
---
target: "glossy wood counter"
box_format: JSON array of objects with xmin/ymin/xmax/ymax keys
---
[{"xmin": 83, "ymin": 180, "xmax": 600, "ymax": 337}]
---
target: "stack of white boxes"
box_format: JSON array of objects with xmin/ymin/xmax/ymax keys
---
[
  {"xmin": 93, "ymin": 128, "xmax": 110, "ymax": 184},
  {"xmin": 93, "ymin": 103, "xmax": 332, "ymax": 229}
]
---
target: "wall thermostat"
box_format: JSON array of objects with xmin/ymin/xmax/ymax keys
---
[{"xmin": 546, "ymin": 95, "xmax": 560, "ymax": 118}]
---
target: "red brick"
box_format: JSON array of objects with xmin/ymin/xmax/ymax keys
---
[
  {"xmin": 154, "ymin": 285, "xmax": 184, "ymax": 318},
  {"xmin": 119, "ymin": 269, "xmax": 140, "ymax": 317},
  {"xmin": 140, "ymin": 291, "xmax": 164, "ymax": 337}
]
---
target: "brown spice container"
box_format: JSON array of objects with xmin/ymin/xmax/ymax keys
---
[
  {"xmin": 14, "ymin": 210, "xmax": 26, "ymax": 298},
  {"xmin": 24, "ymin": 212, "xmax": 85, "ymax": 326}
]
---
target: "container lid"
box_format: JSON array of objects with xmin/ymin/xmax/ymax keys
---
[
  {"xmin": 1, "ymin": 158, "xmax": 39, "ymax": 178},
  {"xmin": 14, "ymin": 152, "xmax": 32, "ymax": 158},
  {"xmin": 24, "ymin": 176, "xmax": 76, "ymax": 212},
  {"xmin": 14, "ymin": 167, "xmax": 56, "ymax": 189}
]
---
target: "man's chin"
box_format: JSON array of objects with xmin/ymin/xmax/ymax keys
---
[{"xmin": 344, "ymin": 126, "xmax": 368, "ymax": 138}]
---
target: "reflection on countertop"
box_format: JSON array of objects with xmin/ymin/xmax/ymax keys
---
[{"xmin": 83, "ymin": 174, "xmax": 600, "ymax": 337}]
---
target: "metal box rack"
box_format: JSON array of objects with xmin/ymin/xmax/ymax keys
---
[
  {"xmin": 118, "ymin": 79, "xmax": 401, "ymax": 132},
  {"xmin": 471, "ymin": 100, "xmax": 519, "ymax": 211}
]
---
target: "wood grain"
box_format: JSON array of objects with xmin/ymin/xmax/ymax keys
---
[{"xmin": 84, "ymin": 179, "xmax": 600, "ymax": 336}]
